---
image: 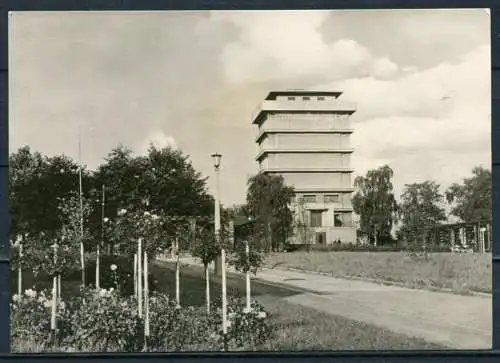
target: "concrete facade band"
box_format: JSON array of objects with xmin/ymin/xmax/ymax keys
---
[{"xmin": 252, "ymin": 91, "xmax": 357, "ymax": 245}]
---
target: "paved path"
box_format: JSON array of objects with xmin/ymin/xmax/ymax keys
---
[{"xmin": 167, "ymin": 256, "xmax": 492, "ymax": 350}]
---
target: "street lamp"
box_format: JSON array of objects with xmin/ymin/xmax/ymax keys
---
[
  {"xmin": 211, "ymin": 153, "xmax": 222, "ymax": 242},
  {"xmin": 211, "ymin": 152, "xmax": 228, "ymax": 344}
]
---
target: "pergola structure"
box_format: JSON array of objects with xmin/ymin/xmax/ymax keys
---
[{"xmin": 423, "ymin": 220, "xmax": 491, "ymax": 253}]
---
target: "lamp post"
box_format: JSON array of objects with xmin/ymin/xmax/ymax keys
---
[
  {"xmin": 211, "ymin": 153, "xmax": 222, "ymax": 276},
  {"xmin": 97, "ymin": 184, "xmax": 105, "ymax": 289},
  {"xmin": 211, "ymin": 152, "xmax": 228, "ymax": 343}
]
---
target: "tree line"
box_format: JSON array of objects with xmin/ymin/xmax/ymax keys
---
[
  {"xmin": 227, "ymin": 165, "xmax": 491, "ymax": 251},
  {"xmin": 352, "ymin": 165, "xmax": 491, "ymax": 247},
  {"xmin": 9, "ymin": 144, "xmax": 215, "ymax": 253},
  {"xmin": 10, "ymin": 144, "xmax": 292, "ymax": 254},
  {"xmin": 11, "ymin": 143, "xmax": 490, "ymax": 254}
]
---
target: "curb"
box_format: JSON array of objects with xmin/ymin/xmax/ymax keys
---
[{"xmin": 267, "ymin": 265, "xmax": 492, "ymax": 298}]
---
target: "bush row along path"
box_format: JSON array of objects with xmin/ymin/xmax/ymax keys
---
[{"xmin": 166, "ymin": 256, "xmax": 492, "ymax": 350}]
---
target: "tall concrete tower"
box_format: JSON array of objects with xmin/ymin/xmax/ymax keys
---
[{"xmin": 252, "ymin": 90, "xmax": 356, "ymax": 245}]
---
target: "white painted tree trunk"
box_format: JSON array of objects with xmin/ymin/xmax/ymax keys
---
[
  {"xmin": 17, "ymin": 243, "xmax": 22, "ymax": 296},
  {"xmin": 175, "ymin": 254, "xmax": 180, "ymax": 307},
  {"xmin": 205, "ymin": 264, "xmax": 210, "ymax": 314},
  {"xmin": 138, "ymin": 239, "xmax": 143, "ymax": 318},
  {"xmin": 144, "ymin": 251, "xmax": 150, "ymax": 343},
  {"xmin": 245, "ymin": 241, "xmax": 251, "ymax": 311},
  {"xmin": 50, "ymin": 276, "xmax": 57, "ymax": 332},
  {"xmin": 96, "ymin": 244, "xmax": 100, "ymax": 289},
  {"xmin": 57, "ymin": 275, "xmax": 61, "ymax": 299},
  {"xmin": 221, "ymin": 248, "xmax": 227, "ymax": 335},
  {"xmin": 133, "ymin": 253, "xmax": 138, "ymax": 298}
]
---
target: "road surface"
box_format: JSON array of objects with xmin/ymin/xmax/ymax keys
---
[{"xmin": 171, "ymin": 256, "xmax": 492, "ymax": 350}]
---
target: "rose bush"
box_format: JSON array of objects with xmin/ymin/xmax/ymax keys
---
[
  {"xmin": 11, "ymin": 289, "xmax": 65, "ymax": 346},
  {"xmin": 208, "ymin": 296, "xmax": 271, "ymax": 350},
  {"xmin": 61, "ymin": 287, "xmax": 144, "ymax": 352},
  {"xmin": 105, "ymin": 208, "xmax": 170, "ymax": 257},
  {"xmin": 85, "ymin": 255, "xmax": 159, "ymax": 296}
]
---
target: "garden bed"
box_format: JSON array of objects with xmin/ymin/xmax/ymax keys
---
[{"xmin": 10, "ymin": 257, "xmax": 445, "ymax": 352}]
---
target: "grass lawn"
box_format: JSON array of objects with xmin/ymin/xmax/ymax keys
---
[
  {"xmin": 151, "ymin": 261, "xmax": 445, "ymax": 350},
  {"xmin": 263, "ymin": 251, "xmax": 492, "ymax": 295},
  {"xmin": 11, "ymin": 258, "xmax": 447, "ymax": 351}
]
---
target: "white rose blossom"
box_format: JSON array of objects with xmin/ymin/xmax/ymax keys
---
[{"xmin": 24, "ymin": 289, "xmax": 37, "ymax": 298}]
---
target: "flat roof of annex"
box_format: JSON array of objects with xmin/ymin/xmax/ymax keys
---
[{"xmin": 264, "ymin": 90, "xmax": 343, "ymax": 100}]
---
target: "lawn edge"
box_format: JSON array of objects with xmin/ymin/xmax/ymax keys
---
[{"xmin": 264, "ymin": 265, "xmax": 492, "ymax": 298}]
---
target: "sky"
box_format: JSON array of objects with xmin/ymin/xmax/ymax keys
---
[{"xmin": 9, "ymin": 9, "xmax": 491, "ymax": 208}]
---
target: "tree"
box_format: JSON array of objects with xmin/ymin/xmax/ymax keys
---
[
  {"xmin": 191, "ymin": 226, "xmax": 221, "ymax": 314},
  {"xmin": 295, "ymin": 196, "xmax": 314, "ymax": 246},
  {"xmin": 57, "ymin": 192, "xmax": 93, "ymax": 285},
  {"xmin": 246, "ymin": 173, "xmax": 294, "ymax": 252},
  {"xmin": 398, "ymin": 181, "xmax": 447, "ymax": 255},
  {"xmin": 445, "ymin": 166, "xmax": 491, "ymax": 222},
  {"xmin": 352, "ymin": 165, "xmax": 398, "ymax": 246},
  {"xmin": 93, "ymin": 144, "xmax": 214, "ymax": 254},
  {"xmin": 9, "ymin": 146, "xmax": 92, "ymax": 239}
]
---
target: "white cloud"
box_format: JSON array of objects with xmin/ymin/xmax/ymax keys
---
[
  {"xmin": 213, "ymin": 11, "xmax": 490, "ymax": 202},
  {"xmin": 215, "ymin": 11, "xmax": 400, "ymax": 84},
  {"xmin": 135, "ymin": 131, "xmax": 178, "ymax": 155},
  {"xmin": 318, "ymin": 44, "xmax": 491, "ymax": 197}
]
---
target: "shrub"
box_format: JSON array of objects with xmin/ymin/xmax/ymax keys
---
[
  {"xmin": 11, "ymin": 289, "xmax": 272, "ymax": 352},
  {"xmin": 147, "ymin": 293, "xmax": 211, "ymax": 351},
  {"xmin": 10, "ymin": 289, "xmax": 64, "ymax": 347},
  {"xmin": 60, "ymin": 287, "xmax": 144, "ymax": 352},
  {"xmin": 208, "ymin": 296, "xmax": 271, "ymax": 351}
]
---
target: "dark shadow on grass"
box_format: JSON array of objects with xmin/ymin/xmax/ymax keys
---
[{"xmin": 150, "ymin": 262, "xmax": 300, "ymax": 307}]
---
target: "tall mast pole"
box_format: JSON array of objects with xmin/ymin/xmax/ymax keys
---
[{"xmin": 78, "ymin": 123, "xmax": 85, "ymax": 286}]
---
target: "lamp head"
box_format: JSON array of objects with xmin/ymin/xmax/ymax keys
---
[{"xmin": 211, "ymin": 153, "xmax": 222, "ymax": 169}]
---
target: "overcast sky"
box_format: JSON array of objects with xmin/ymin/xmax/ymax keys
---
[{"xmin": 9, "ymin": 9, "xmax": 491, "ymax": 207}]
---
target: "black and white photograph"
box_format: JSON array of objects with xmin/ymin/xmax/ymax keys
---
[{"xmin": 9, "ymin": 9, "xmax": 492, "ymax": 352}]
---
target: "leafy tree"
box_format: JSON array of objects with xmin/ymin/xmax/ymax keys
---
[
  {"xmin": 9, "ymin": 146, "xmax": 45, "ymax": 238},
  {"xmin": 445, "ymin": 166, "xmax": 491, "ymax": 222},
  {"xmin": 228, "ymin": 240, "xmax": 263, "ymax": 275},
  {"xmin": 14, "ymin": 194, "xmax": 90, "ymax": 290},
  {"xmin": 9, "ymin": 146, "xmax": 93, "ymax": 239},
  {"xmin": 295, "ymin": 197, "xmax": 314, "ymax": 247},
  {"xmin": 352, "ymin": 165, "xmax": 398, "ymax": 246},
  {"xmin": 191, "ymin": 226, "xmax": 222, "ymax": 313},
  {"xmin": 246, "ymin": 173, "xmax": 294, "ymax": 252},
  {"xmin": 94, "ymin": 144, "xmax": 214, "ymax": 254},
  {"xmin": 57, "ymin": 192, "xmax": 93, "ymax": 285},
  {"xmin": 398, "ymin": 181, "xmax": 447, "ymax": 254},
  {"xmin": 105, "ymin": 208, "xmax": 171, "ymax": 258}
]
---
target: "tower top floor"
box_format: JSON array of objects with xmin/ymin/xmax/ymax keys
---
[{"xmin": 252, "ymin": 90, "xmax": 357, "ymax": 126}]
